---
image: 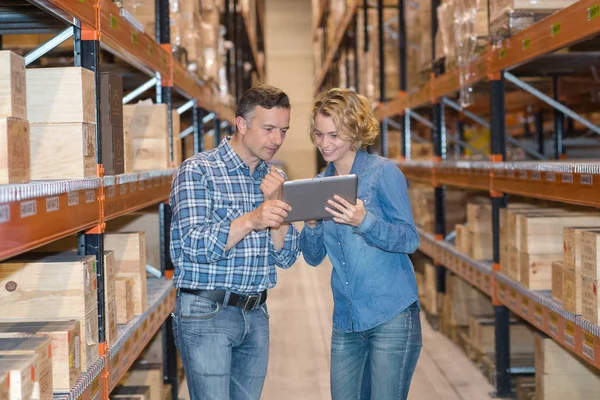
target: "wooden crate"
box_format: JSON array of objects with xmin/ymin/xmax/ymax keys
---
[
  {"xmin": 564, "ymin": 226, "xmax": 600, "ymax": 272},
  {"xmin": 423, "ymin": 263, "xmax": 438, "ymax": 316},
  {"xmin": 104, "ymin": 233, "xmax": 147, "ymax": 314},
  {"xmin": 100, "ymin": 72, "xmax": 123, "ymax": 126},
  {"xmin": 102, "ymin": 124, "xmax": 125, "ymax": 176},
  {"xmin": 131, "ymin": 137, "xmax": 170, "ymax": 171},
  {"xmin": 508, "ymin": 209, "xmax": 566, "ymax": 250},
  {"xmin": 0, "ymin": 321, "xmax": 80, "ymax": 391},
  {"xmin": 519, "ymin": 252, "xmax": 562, "ymax": 290},
  {"xmin": 116, "ymin": 277, "xmax": 134, "ymax": 324},
  {"xmin": 0, "ymin": 356, "xmax": 36, "ymax": 400},
  {"xmin": 446, "ymin": 275, "xmax": 493, "ymax": 327},
  {"xmin": 0, "ymin": 254, "xmax": 97, "ymax": 320},
  {"xmin": 469, "ymin": 231, "xmax": 493, "ymax": 261},
  {"xmin": 582, "ymin": 275, "xmax": 599, "ymax": 325},
  {"xmin": 111, "ymin": 385, "xmax": 151, "ymax": 400},
  {"xmin": 535, "ymin": 333, "xmax": 600, "ymax": 399},
  {"xmin": 106, "ymin": 296, "xmax": 118, "ymax": 346},
  {"xmin": 123, "ymin": 103, "xmax": 168, "ymax": 139},
  {"xmin": 508, "ymin": 247, "xmax": 520, "ymax": 281},
  {"xmin": 29, "ymin": 123, "xmax": 96, "ymax": 180},
  {"xmin": 552, "ymin": 261, "xmax": 563, "ymax": 303},
  {"xmin": 563, "ymin": 266, "xmax": 583, "ymax": 315},
  {"xmin": 582, "ymin": 230, "xmax": 600, "ymax": 280},
  {"xmin": 172, "ymin": 110, "xmax": 182, "ymax": 167},
  {"xmin": 455, "ymin": 224, "xmax": 469, "ymax": 253},
  {"xmin": 519, "ymin": 214, "xmax": 600, "ymax": 254},
  {"xmin": 26, "ymin": 67, "xmax": 95, "ymax": 124},
  {"xmin": 122, "ymin": 363, "xmax": 163, "ymax": 400},
  {"xmin": 0, "ymin": 337, "xmax": 53, "ymax": 400},
  {"xmin": 467, "ymin": 202, "xmax": 492, "ymax": 233},
  {"xmin": 468, "ymin": 316, "xmax": 535, "ymax": 355},
  {"xmin": 0, "ymin": 51, "xmax": 27, "ymax": 120},
  {"xmin": 0, "ymin": 117, "xmax": 30, "ymax": 184}
]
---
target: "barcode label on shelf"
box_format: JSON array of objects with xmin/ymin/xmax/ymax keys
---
[
  {"xmin": 86, "ymin": 190, "xmax": 95, "ymax": 203},
  {"xmin": 588, "ymin": 4, "xmax": 599, "ymax": 21},
  {"xmin": 0, "ymin": 205, "xmax": 10, "ymax": 224},
  {"xmin": 110, "ymin": 14, "xmax": 118, "ymax": 29},
  {"xmin": 20, "ymin": 200, "xmax": 36, "ymax": 218},
  {"xmin": 91, "ymin": 375, "xmax": 100, "ymax": 399},
  {"xmin": 522, "ymin": 296, "xmax": 529, "ymax": 316},
  {"xmin": 510, "ymin": 289, "xmax": 517, "ymax": 308},
  {"xmin": 581, "ymin": 175, "xmax": 593, "ymax": 185},
  {"xmin": 498, "ymin": 283, "xmax": 507, "ymax": 301},
  {"xmin": 46, "ymin": 197, "xmax": 59, "ymax": 213},
  {"xmin": 551, "ymin": 22, "xmax": 561, "ymax": 37},
  {"xmin": 535, "ymin": 304, "xmax": 544, "ymax": 326},
  {"xmin": 546, "ymin": 172, "xmax": 556, "ymax": 182},
  {"xmin": 549, "ymin": 312, "xmax": 559, "ymax": 337},
  {"xmin": 139, "ymin": 180, "xmax": 145, "ymax": 190},
  {"xmin": 562, "ymin": 174, "xmax": 574, "ymax": 183},
  {"xmin": 584, "ymin": 331, "xmax": 595, "ymax": 360},
  {"xmin": 565, "ymin": 321, "xmax": 575, "ymax": 348},
  {"xmin": 522, "ymin": 37, "xmax": 531, "ymax": 51},
  {"xmin": 532, "ymin": 171, "xmax": 541, "ymax": 181},
  {"xmin": 108, "ymin": 186, "xmax": 115, "ymax": 198},
  {"xmin": 130, "ymin": 182, "xmax": 136, "ymax": 192},
  {"xmin": 507, "ymin": 170, "xmax": 516, "ymax": 178},
  {"xmin": 519, "ymin": 171, "xmax": 528, "ymax": 180},
  {"xmin": 68, "ymin": 192, "xmax": 79, "ymax": 206},
  {"xmin": 120, "ymin": 185, "xmax": 127, "ymax": 195}
]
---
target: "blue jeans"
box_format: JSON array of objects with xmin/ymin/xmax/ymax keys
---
[
  {"xmin": 172, "ymin": 291, "xmax": 270, "ymax": 400},
  {"xmin": 330, "ymin": 302, "xmax": 422, "ymax": 400}
]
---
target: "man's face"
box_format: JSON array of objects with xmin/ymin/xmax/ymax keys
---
[{"xmin": 240, "ymin": 106, "xmax": 290, "ymax": 161}]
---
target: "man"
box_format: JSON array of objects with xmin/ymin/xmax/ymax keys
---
[{"xmin": 169, "ymin": 85, "xmax": 300, "ymax": 400}]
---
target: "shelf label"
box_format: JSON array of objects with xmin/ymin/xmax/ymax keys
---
[
  {"xmin": 131, "ymin": 31, "xmax": 138, "ymax": 45},
  {"xmin": 86, "ymin": 190, "xmax": 95, "ymax": 203},
  {"xmin": 531, "ymin": 171, "xmax": 541, "ymax": 181},
  {"xmin": 565, "ymin": 320, "xmax": 575, "ymax": 348},
  {"xmin": 535, "ymin": 304, "xmax": 544, "ymax": 326},
  {"xmin": 110, "ymin": 14, "xmax": 118, "ymax": 29},
  {"xmin": 120, "ymin": 185, "xmax": 127, "ymax": 195},
  {"xmin": 522, "ymin": 37, "xmax": 531, "ymax": 51},
  {"xmin": 546, "ymin": 172, "xmax": 556, "ymax": 182},
  {"xmin": 498, "ymin": 283, "xmax": 507, "ymax": 301},
  {"xmin": 581, "ymin": 174, "xmax": 593, "ymax": 185},
  {"xmin": 506, "ymin": 170, "xmax": 516, "ymax": 178},
  {"xmin": 551, "ymin": 22, "xmax": 561, "ymax": 37},
  {"xmin": 519, "ymin": 170, "xmax": 528, "ymax": 180},
  {"xmin": 91, "ymin": 375, "xmax": 100, "ymax": 398},
  {"xmin": 562, "ymin": 173, "xmax": 574, "ymax": 183},
  {"xmin": 549, "ymin": 311, "xmax": 559, "ymax": 337},
  {"xmin": 484, "ymin": 275, "xmax": 491, "ymax": 291},
  {"xmin": 147, "ymin": 44, "xmax": 154, "ymax": 57},
  {"xmin": 499, "ymin": 48, "xmax": 506, "ymax": 60},
  {"xmin": 521, "ymin": 296, "xmax": 529, "ymax": 316},
  {"xmin": 475, "ymin": 270, "xmax": 482, "ymax": 287},
  {"xmin": 510, "ymin": 289, "xmax": 517, "ymax": 308},
  {"xmin": 130, "ymin": 182, "xmax": 136, "ymax": 193},
  {"xmin": 20, "ymin": 200, "xmax": 36, "ymax": 218},
  {"xmin": 584, "ymin": 331, "xmax": 595, "ymax": 360},
  {"xmin": 139, "ymin": 180, "xmax": 145, "ymax": 191},
  {"xmin": 68, "ymin": 192, "xmax": 79, "ymax": 206},
  {"xmin": 46, "ymin": 197, "xmax": 59, "ymax": 213},
  {"xmin": 108, "ymin": 186, "xmax": 116, "ymax": 198},
  {"xmin": 0, "ymin": 205, "xmax": 10, "ymax": 224},
  {"xmin": 588, "ymin": 4, "xmax": 600, "ymax": 21}
]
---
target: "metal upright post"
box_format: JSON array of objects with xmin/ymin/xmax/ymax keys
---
[
  {"xmin": 156, "ymin": 0, "xmax": 173, "ymax": 165},
  {"xmin": 74, "ymin": 24, "xmax": 107, "ymax": 345},
  {"xmin": 377, "ymin": 0, "xmax": 387, "ymax": 156},
  {"xmin": 490, "ymin": 73, "xmax": 511, "ymax": 398},
  {"xmin": 457, "ymin": 116, "xmax": 465, "ymax": 157},
  {"xmin": 535, "ymin": 110, "xmax": 544, "ymax": 156},
  {"xmin": 553, "ymin": 76, "xmax": 564, "ymax": 159},
  {"xmin": 214, "ymin": 116, "xmax": 222, "ymax": 145},
  {"xmin": 193, "ymin": 106, "xmax": 205, "ymax": 154}
]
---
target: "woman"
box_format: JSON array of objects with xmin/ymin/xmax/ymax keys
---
[{"xmin": 299, "ymin": 88, "xmax": 422, "ymax": 400}]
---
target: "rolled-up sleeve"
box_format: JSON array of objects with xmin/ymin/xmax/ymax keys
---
[
  {"xmin": 170, "ymin": 161, "xmax": 236, "ymax": 264},
  {"xmin": 270, "ymin": 224, "xmax": 301, "ymax": 269}
]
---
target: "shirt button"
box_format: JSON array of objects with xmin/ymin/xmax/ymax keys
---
[
  {"xmin": 338, "ymin": 242, "xmax": 341, "ymax": 246},
  {"xmin": 345, "ymin": 281, "xmax": 349, "ymax": 285}
]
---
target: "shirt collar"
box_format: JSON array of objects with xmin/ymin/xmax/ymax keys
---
[
  {"xmin": 324, "ymin": 148, "xmax": 368, "ymax": 177},
  {"xmin": 218, "ymin": 137, "xmax": 270, "ymax": 174}
]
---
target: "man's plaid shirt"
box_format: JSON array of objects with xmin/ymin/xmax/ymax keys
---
[{"xmin": 169, "ymin": 138, "xmax": 300, "ymax": 294}]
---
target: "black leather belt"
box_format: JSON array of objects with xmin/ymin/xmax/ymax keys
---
[{"xmin": 179, "ymin": 288, "xmax": 267, "ymax": 311}]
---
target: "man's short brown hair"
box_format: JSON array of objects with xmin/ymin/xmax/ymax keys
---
[{"xmin": 236, "ymin": 85, "xmax": 291, "ymax": 126}]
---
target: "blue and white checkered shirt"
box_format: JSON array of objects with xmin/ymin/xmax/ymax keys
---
[{"xmin": 169, "ymin": 138, "xmax": 300, "ymax": 294}]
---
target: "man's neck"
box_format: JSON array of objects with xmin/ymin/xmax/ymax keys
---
[{"xmin": 229, "ymin": 134, "xmax": 261, "ymax": 174}]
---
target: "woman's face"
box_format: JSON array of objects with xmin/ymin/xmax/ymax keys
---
[{"xmin": 313, "ymin": 113, "xmax": 353, "ymax": 163}]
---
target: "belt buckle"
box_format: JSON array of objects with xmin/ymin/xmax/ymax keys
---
[{"xmin": 243, "ymin": 294, "xmax": 260, "ymax": 310}]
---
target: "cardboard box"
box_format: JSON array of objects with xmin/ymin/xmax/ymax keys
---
[
  {"xmin": 0, "ymin": 51, "xmax": 27, "ymax": 120},
  {"xmin": 29, "ymin": 123, "xmax": 96, "ymax": 179},
  {"xmin": 0, "ymin": 117, "xmax": 30, "ymax": 184},
  {"xmin": 26, "ymin": 67, "xmax": 95, "ymax": 124}
]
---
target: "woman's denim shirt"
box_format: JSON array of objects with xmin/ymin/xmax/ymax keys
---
[{"xmin": 299, "ymin": 149, "xmax": 420, "ymax": 332}]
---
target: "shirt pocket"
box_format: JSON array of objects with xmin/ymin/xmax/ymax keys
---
[{"xmin": 213, "ymin": 200, "xmax": 245, "ymax": 223}]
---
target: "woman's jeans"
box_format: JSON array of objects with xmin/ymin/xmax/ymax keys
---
[
  {"xmin": 330, "ymin": 302, "xmax": 422, "ymax": 400},
  {"xmin": 172, "ymin": 291, "xmax": 270, "ymax": 400}
]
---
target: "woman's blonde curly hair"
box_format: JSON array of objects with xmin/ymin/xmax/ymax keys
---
[{"xmin": 309, "ymin": 88, "xmax": 379, "ymax": 151}]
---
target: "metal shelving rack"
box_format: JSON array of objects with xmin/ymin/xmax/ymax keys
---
[
  {"xmin": 0, "ymin": 1, "xmax": 265, "ymax": 399},
  {"xmin": 314, "ymin": 0, "xmax": 600, "ymax": 396}
]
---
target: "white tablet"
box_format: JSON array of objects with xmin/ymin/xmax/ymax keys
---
[{"xmin": 281, "ymin": 174, "xmax": 358, "ymax": 223}]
